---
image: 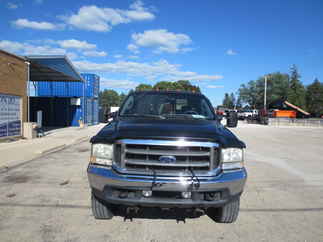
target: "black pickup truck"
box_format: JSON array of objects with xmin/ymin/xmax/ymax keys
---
[{"xmin": 87, "ymin": 90, "xmax": 247, "ymax": 223}]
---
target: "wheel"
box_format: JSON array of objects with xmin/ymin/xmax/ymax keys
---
[
  {"xmin": 208, "ymin": 198, "xmax": 240, "ymax": 223},
  {"xmin": 91, "ymin": 193, "xmax": 114, "ymax": 219}
]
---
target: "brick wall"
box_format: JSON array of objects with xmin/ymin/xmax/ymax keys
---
[{"xmin": 0, "ymin": 50, "xmax": 27, "ymax": 122}]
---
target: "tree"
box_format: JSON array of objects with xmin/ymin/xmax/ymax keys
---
[
  {"xmin": 238, "ymin": 72, "xmax": 290, "ymax": 109},
  {"xmin": 99, "ymin": 89, "xmax": 120, "ymax": 111},
  {"xmin": 152, "ymin": 80, "xmax": 200, "ymax": 92},
  {"xmin": 222, "ymin": 93, "xmax": 230, "ymax": 108},
  {"xmin": 153, "ymin": 81, "xmax": 174, "ymax": 90},
  {"xmin": 230, "ymin": 93, "xmax": 236, "ymax": 109},
  {"xmin": 235, "ymin": 95, "xmax": 242, "ymax": 109},
  {"xmin": 306, "ymin": 79, "xmax": 323, "ymax": 117},
  {"xmin": 222, "ymin": 93, "xmax": 235, "ymax": 109},
  {"xmin": 287, "ymin": 65, "xmax": 306, "ymax": 108},
  {"xmin": 119, "ymin": 93, "xmax": 127, "ymax": 105},
  {"xmin": 135, "ymin": 84, "xmax": 153, "ymax": 91}
]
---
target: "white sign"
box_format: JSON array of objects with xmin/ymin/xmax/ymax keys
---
[{"xmin": 0, "ymin": 94, "xmax": 21, "ymax": 138}]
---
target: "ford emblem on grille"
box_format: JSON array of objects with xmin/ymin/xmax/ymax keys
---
[{"xmin": 159, "ymin": 155, "xmax": 176, "ymax": 163}]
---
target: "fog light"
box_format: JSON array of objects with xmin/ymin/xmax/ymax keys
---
[
  {"xmin": 181, "ymin": 191, "xmax": 191, "ymax": 199},
  {"xmin": 142, "ymin": 190, "xmax": 152, "ymax": 197}
]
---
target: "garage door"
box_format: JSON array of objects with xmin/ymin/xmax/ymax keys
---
[{"xmin": 0, "ymin": 94, "xmax": 21, "ymax": 138}]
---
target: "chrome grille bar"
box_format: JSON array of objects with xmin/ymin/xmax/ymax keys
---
[
  {"xmin": 126, "ymin": 159, "xmax": 210, "ymax": 167},
  {"xmin": 125, "ymin": 148, "xmax": 210, "ymax": 156},
  {"xmin": 117, "ymin": 139, "xmax": 219, "ymax": 175}
]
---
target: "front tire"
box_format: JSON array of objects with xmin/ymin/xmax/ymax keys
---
[
  {"xmin": 91, "ymin": 193, "xmax": 114, "ymax": 219},
  {"xmin": 209, "ymin": 197, "xmax": 240, "ymax": 223}
]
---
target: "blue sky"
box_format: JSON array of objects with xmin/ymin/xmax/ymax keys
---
[{"xmin": 1, "ymin": 0, "xmax": 323, "ymax": 105}]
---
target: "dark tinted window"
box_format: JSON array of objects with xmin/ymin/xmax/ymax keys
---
[{"xmin": 119, "ymin": 92, "xmax": 215, "ymax": 120}]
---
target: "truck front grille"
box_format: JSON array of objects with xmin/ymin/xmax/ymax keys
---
[{"xmin": 115, "ymin": 139, "xmax": 219, "ymax": 175}]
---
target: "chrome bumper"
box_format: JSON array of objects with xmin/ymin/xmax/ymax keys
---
[{"xmin": 87, "ymin": 165, "xmax": 247, "ymax": 196}]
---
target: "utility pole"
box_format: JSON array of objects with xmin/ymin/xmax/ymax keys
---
[{"xmin": 264, "ymin": 75, "xmax": 267, "ymax": 111}]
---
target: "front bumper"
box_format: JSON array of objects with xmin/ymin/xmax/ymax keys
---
[{"xmin": 87, "ymin": 165, "xmax": 247, "ymax": 208}]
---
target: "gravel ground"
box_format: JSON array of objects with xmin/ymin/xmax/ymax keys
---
[{"xmin": 0, "ymin": 123, "xmax": 323, "ymax": 242}]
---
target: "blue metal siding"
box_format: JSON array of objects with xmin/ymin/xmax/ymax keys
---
[
  {"xmin": 93, "ymin": 99, "xmax": 99, "ymax": 124},
  {"xmin": 86, "ymin": 98, "xmax": 93, "ymax": 125},
  {"xmin": 68, "ymin": 81, "xmax": 83, "ymax": 97},
  {"xmin": 80, "ymin": 73, "xmax": 99, "ymax": 97},
  {"xmin": 52, "ymin": 82, "xmax": 68, "ymax": 97},
  {"xmin": 36, "ymin": 81, "xmax": 52, "ymax": 96},
  {"xmin": 34, "ymin": 73, "xmax": 100, "ymax": 127},
  {"xmin": 36, "ymin": 73, "xmax": 99, "ymax": 98}
]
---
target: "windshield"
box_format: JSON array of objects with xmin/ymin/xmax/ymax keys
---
[{"xmin": 119, "ymin": 92, "xmax": 216, "ymax": 120}]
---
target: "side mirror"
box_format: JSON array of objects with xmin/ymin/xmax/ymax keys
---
[
  {"xmin": 111, "ymin": 111, "xmax": 118, "ymax": 119},
  {"xmin": 105, "ymin": 111, "xmax": 118, "ymax": 123}
]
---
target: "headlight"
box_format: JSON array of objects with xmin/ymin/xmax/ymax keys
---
[
  {"xmin": 221, "ymin": 148, "xmax": 244, "ymax": 170},
  {"xmin": 90, "ymin": 143, "xmax": 113, "ymax": 166}
]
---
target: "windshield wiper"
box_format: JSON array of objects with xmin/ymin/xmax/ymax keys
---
[
  {"xmin": 162, "ymin": 114, "xmax": 207, "ymax": 120},
  {"xmin": 120, "ymin": 114, "xmax": 165, "ymax": 119}
]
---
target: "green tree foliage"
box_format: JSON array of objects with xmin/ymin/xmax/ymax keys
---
[
  {"xmin": 306, "ymin": 79, "xmax": 323, "ymax": 117},
  {"xmin": 235, "ymin": 96, "xmax": 242, "ymax": 109},
  {"xmin": 119, "ymin": 93, "xmax": 127, "ymax": 105},
  {"xmin": 287, "ymin": 65, "xmax": 306, "ymax": 108},
  {"xmin": 153, "ymin": 80, "xmax": 200, "ymax": 93},
  {"xmin": 99, "ymin": 89, "xmax": 121, "ymax": 110},
  {"xmin": 135, "ymin": 84, "xmax": 153, "ymax": 91},
  {"xmin": 238, "ymin": 72, "xmax": 289, "ymax": 109},
  {"xmin": 222, "ymin": 92, "xmax": 235, "ymax": 109}
]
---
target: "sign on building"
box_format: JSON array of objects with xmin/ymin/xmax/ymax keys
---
[{"xmin": 0, "ymin": 94, "xmax": 21, "ymax": 138}]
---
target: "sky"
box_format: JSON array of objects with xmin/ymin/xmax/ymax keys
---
[{"xmin": 1, "ymin": 0, "xmax": 323, "ymax": 106}]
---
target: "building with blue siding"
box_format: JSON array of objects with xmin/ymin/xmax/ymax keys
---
[{"xmin": 29, "ymin": 56, "xmax": 100, "ymax": 127}]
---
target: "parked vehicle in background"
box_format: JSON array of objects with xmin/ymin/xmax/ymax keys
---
[
  {"xmin": 237, "ymin": 110, "xmax": 245, "ymax": 120},
  {"xmin": 239, "ymin": 109, "xmax": 258, "ymax": 120},
  {"xmin": 216, "ymin": 106, "xmax": 227, "ymax": 117},
  {"xmin": 87, "ymin": 90, "xmax": 247, "ymax": 223}
]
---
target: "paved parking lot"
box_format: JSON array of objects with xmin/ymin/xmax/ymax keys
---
[{"xmin": 1, "ymin": 123, "xmax": 323, "ymax": 242}]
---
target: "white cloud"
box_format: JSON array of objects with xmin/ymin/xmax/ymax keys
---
[
  {"xmin": 0, "ymin": 40, "xmax": 66, "ymax": 56},
  {"xmin": 127, "ymin": 43, "xmax": 140, "ymax": 54},
  {"xmin": 0, "ymin": 40, "xmax": 24, "ymax": 53},
  {"xmin": 73, "ymin": 59, "xmax": 223, "ymax": 82},
  {"xmin": 207, "ymin": 85, "xmax": 224, "ymax": 89},
  {"xmin": 101, "ymin": 78, "xmax": 139, "ymax": 89},
  {"xmin": 0, "ymin": 39, "xmax": 108, "ymax": 60},
  {"xmin": 130, "ymin": 29, "xmax": 192, "ymax": 54},
  {"xmin": 83, "ymin": 50, "xmax": 107, "ymax": 57},
  {"xmin": 63, "ymin": 1, "xmax": 155, "ymax": 32},
  {"xmin": 113, "ymin": 54, "xmax": 123, "ymax": 59},
  {"xmin": 12, "ymin": 18, "xmax": 61, "ymax": 30},
  {"xmin": 7, "ymin": 3, "xmax": 19, "ymax": 9},
  {"xmin": 226, "ymin": 49, "xmax": 237, "ymax": 55},
  {"xmin": 57, "ymin": 39, "xmax": 96, "ymax": 49},
  {"xmin": 124, "ymin": 0, "xmax": 155, "ymax": 21}
]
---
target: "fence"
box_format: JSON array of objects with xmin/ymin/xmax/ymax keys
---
[{"xmin": 268, "ymin": 118, "xmax": 323, "ymax": 127}]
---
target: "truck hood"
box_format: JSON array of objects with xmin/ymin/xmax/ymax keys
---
[{"xmin": 91, "ymin": 118, "xmax": 245, "ymax": 148}]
